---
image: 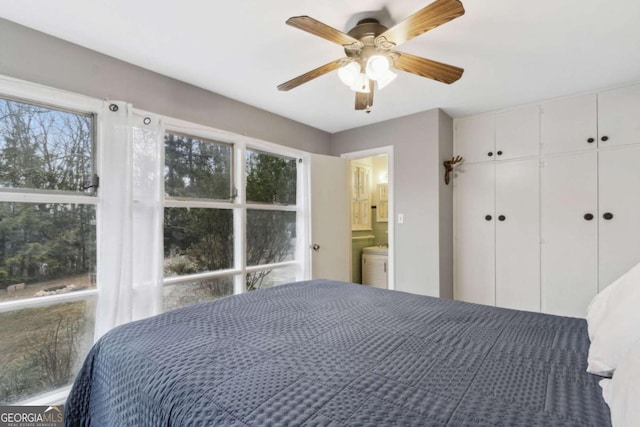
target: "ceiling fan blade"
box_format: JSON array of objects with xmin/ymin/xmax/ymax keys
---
[
  {"xmin": 277, "ymin": 58, "xmax": 346, "ymax": 91},
  {"xmin": 286, "ymin": 16, "xmax": 364, "ymax": 49},
  {"xmin": 355, "ymin": 80, "xmax": 375, "ymax": 110},
  {"xmin": 392, "ymin": 51, "xmax": 463, "ymax": 84},
  {"xmin": 375, "ymin": 0, "xmax": 464, "ymax": 48}
]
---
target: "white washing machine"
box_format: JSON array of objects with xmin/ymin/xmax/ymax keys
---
[{"xmin": 362, "ymin": 246, "xmax": 388, "ymax": 289}]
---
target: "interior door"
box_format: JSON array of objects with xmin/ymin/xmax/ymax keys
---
[{"xmin": 309, "ymin": 154, "xmax": 350, "ymax": 281}]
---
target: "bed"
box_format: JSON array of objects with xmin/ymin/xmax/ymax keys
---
[{"xmin": 65, "ymin": 279, "xmax": 611, "ymax": 426}]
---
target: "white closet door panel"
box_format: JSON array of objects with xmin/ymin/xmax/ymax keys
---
[
  {"xmin": 598, "ymin": 84, "xmax": 640, "ymax": 147},
  {"xmin": 454, "ymin": 163, "xmax": 495, "ymax": 305},
  {"xmin": 541, "ymin": 94, "xmax": 598, "ymax": 155},
  {"xmin": 541, "ymin": 152, "xmax": 598, "ymax": 317},
  {"xmin": 454, "ymin": 114, "xmax": 495, "ymax": 164},
  {"xmin": 599, "ymin": 146, "xmax": 640, "ymax": 290},
  {"xmin": 495, "ymin": 159, "xmax": 540, "ymax": 311},
  {"xmin": 495, "ymin": 105, "xmax": 540, "ymax": 161}
]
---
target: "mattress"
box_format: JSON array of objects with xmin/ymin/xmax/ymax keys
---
[{"xmin": 65, "ymin": 279, "xmax": 611, "ymax": 426}]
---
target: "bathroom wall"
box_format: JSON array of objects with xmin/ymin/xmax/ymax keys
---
[{"xmin": 350, "ymin": 155, "xmax": 388, "ymax": 283}]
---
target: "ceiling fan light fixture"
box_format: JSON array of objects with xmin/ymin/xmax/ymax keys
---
[
  {"xmin": 350, "ymin": 73, "xmax": 371, "ymax": 93},
  {"xmin": 376, "ymin": 69, "xmax": 397, "ymax": 90},
  {"xmin": 365, "ymin": 55, "xmax": 391, "ymax": 81},
  {"xmin": 338, "ymin": 61, "xmax": 361, "ymax": 87},
  {"xmin": 279, "ymin": 0, "xmax": 466, "ymax": 110}
]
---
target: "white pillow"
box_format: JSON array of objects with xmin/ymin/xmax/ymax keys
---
[
  {"xmin": 599, "ymin": 340, "xmax": 640, "ymax": 427},
  {"xmin": 586, "ymin": 261, "xmax": 640, "ymax": 376}
]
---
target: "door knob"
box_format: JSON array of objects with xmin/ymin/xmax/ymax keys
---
[
  {"xmin": 583, "ymin": 213, "xmax": 594, "ymax": 221},
  {"xmin": 603, "ymin": 212, "xmax": 614, "ymax": 220},
  {"xmin": 311, "ymin": 244, "xmax": 320, "ymax": 251}
]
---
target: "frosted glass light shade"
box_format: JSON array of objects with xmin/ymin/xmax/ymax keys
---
[
  {"xmin": 365, "ymin": 55, "xmax": 391, "ymax": 80},
  {"xmin": 338, "ymin": 62, "xmax": 361, "ymax": 87},
  {"xmin": 376, "ymin": 70, "xmax": 397, "ymax": 90}
]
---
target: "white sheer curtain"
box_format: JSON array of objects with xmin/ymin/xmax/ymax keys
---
[{"xmin": 94, "ymin": 103, "xmax": 163, "ymax": 339}]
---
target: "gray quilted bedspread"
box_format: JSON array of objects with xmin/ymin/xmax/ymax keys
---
[{"xmin": 65, "ymin": 280, "xmax": 610, "ymax": 426}]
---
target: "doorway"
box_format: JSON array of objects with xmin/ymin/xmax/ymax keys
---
[{"xmin": 341, "ymin": 146, "xmax": 394, "ymax": 290}]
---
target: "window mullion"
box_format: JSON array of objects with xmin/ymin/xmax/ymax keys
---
[{"xmin": 234, "ymin": 142, "xmax": 247, "ymax": 294}]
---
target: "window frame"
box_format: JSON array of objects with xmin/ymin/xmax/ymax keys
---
[
  {"xmin": 161, "ymin": 117, "xmax": 308, "ymax": 304},
  {"xmin": 0, "ymin": 76, "xmax": 103, "ymax": 404},
  {"xmin": 0, "ymin": 77, "xmax": 103, "ymax": 312}
]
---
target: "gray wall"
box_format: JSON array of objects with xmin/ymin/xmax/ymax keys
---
[
  {"xmin": 0, "ymin": 18, "xmax": 331, "ymax": 154},
  {"xmin": 438, "ymin": 111, "xmax": 454, "ymax": 299},
  {"xmin": 331, "ymin": 109, "xmax": 454, "ymax": 297}
]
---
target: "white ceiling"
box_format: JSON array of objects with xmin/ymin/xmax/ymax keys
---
[{"xmin": 2, "ymin": 0, "xmax": 640, "ymax": 133}]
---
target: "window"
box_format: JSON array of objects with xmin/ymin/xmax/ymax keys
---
[
  {"xmin": 164, "ymin": 133, "xmax": 233, "ymax": 200},
  {"xmin": 162, "ymin": 130, "xmax": 303, "ymax": 309},
  {"xmin": 0, "ymin": 81, "xmax": 310, "ymax": 404},
  {"xmin": 162, "ymin": 132, "xmax": 236, "ymax": 309},
  {"xmin": 0, "ymin": 95, "xmax": 97, "ymax": 404},
  {"xmin": 245, "ymin": 149, "xmax": 299, "ymax": 291}
]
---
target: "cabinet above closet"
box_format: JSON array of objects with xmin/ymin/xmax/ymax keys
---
[
  {"xmin": 454, "ymin": 105, "xmax": 540, "ymax": 164},
  {"xmin": 456, "ymin": 83, "xmax": 640, "ymax": 164},
  {"xmin": 541, "ymin": 84, "xmax": 640, "ymax": 155}
]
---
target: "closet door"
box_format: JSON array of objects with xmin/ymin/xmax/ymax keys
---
[
  {"xmin": 598, "ymin": 84, "xmax": 640, "ymax": 147},
  {"xmin": 495, "ymin": 105, "xmax": 540, "ymax": 161},
  {"xmin": 495, "ymin": 159, "xmax": 540, "ymax": 312},
  {"xmin": 541, "ymin": 152, "xmax": 598, "ymax": 317},
  {"xmin": 454, "ymin": 114, "xmax": 495, "ymax": 164},
  {"xmin": 541, "ymin": 94, "xmax": 598, "ymax": 155},
  {"xmin": 599, "ymin": 145, "xmax": 640, "ymax": 290},
  {"xmin": 454, "ymin": 163, "xmax": 495, "ymax": 305}
]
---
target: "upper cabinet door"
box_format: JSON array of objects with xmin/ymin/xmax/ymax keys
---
[
  {"xmin": 495, "ymin": 105, "xmax": 540, "ymax": 161},
  {"xmin": 541, "ymin": 94, "xmax": 598, "ymax": 155},
  {"xmin": 598, "ymin": 84, "xmax": 640, "ymax": 147},
  {"xmin": 454, "ymin": 114, "xmax": 495, "ymax": 164}
]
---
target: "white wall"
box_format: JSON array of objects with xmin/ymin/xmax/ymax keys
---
[
  {"xmin": 331, "ymin": 109, "xmax": 454, "ymax": 297},
  {"xmin": 0, "ymin": 18, "xmax": 332, "ymax": 155}
]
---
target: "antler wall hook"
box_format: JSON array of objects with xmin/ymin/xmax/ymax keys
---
[{"xmin": 443, "ymin": 155, "xmax": 463, "ymax": 185}]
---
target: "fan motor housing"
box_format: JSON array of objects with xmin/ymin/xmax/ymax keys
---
[{"xmin": 347, "ymin": 19, "xmax": 388, "ymax": 45}]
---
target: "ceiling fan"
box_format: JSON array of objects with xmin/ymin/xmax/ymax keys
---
[{"xmin": 277, "ymin": 0, "xmax": 465, "ymax": 111}]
